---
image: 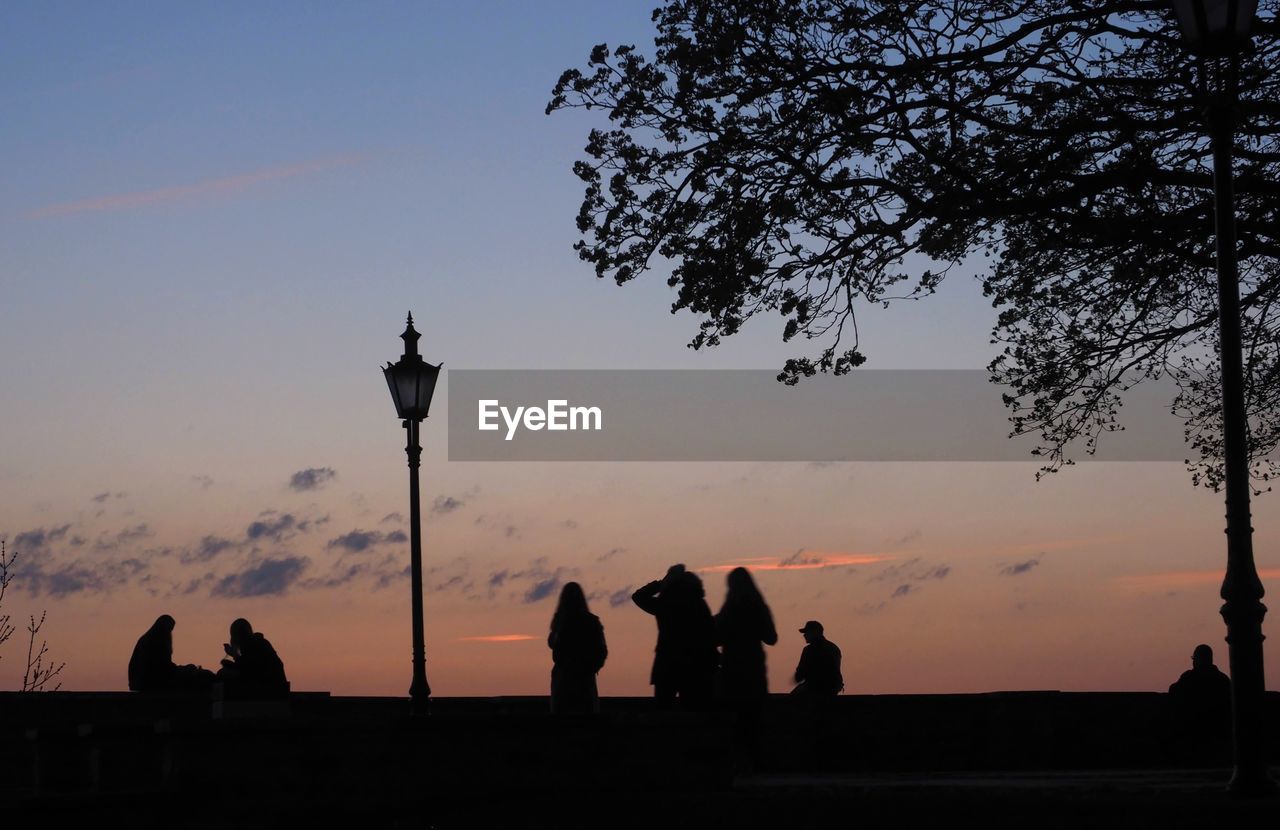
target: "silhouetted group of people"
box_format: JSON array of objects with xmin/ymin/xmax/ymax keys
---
[
  {"xmin": 128, "ymin": 615, "xmax": 289, "ymax": 698},
  {"xmin": 545, "ymin": 563, "xmax": 842, "ymax": 715},
  {"xmin": 130, "ymin": 584, "xmax": 1230, "ymax": 755}
]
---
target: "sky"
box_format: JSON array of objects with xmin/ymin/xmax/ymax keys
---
[{"xmin": 2, "ymin": 2, "xmax": 1278, "ymax": 697}]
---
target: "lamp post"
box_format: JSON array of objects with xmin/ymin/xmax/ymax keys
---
[
  {"xmin": 383, "ymin": 312, "xmax": 442, "ymax": 714},
  {"xmin": 1170, "ymin": 0, "xmax": 1274, "ymax": 794}
]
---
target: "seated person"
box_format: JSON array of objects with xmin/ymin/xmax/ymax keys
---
[
  {"xmin": 791, "ymin": 620, "xmax": 843, "ymax": 699},
  {"xmin": 1169, "ymin": 643, "xmax": 1231, "ymax": 703},
  {"xmin": 129, "ymin": 614, "xmax": 214, "ymax": 692},
  {"xmin": 1168, "ymin": 643, "xmax": 1231, "ymax": 762},
  {"xmin": 216, "ymin": 618, "xmax": 289, "ymax": 698}
]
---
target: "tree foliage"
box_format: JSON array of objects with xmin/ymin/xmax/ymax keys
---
[{"xmin": 548, "ymin": 0, "xmax": 1280, "ymax": 486}]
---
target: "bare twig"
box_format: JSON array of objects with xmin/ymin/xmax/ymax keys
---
[{"xmin": 22, "ymin": 611, "xmax": 64, "ymax": 692}]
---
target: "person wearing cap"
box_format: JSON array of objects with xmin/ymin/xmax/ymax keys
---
[{"xmin": 791, "ymin": 620, "xmax": 843, "ymax": 699}]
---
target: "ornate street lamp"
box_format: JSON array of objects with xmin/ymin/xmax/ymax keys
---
[
  {"xmin": 1170, "ymin": 0, "xmax": 1274, "ymax": 795},
  {"xmin": 383, "ymin": 312, "xmax": 442, "ymax": 714}
]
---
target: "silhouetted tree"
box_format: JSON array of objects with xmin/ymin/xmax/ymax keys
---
[
  {"xmin": 0, "ymin": 541, "xmax": 65, "ymax": 691},
  {"xmin": 549, "ymin": 0, "xmax": 1280, "ymax": 486},
  {"xmin": 0, "ymin": 543, "xmax": 13, "ymax": 666}
]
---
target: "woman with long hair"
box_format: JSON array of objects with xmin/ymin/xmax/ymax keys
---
[
  {"xmin": 548, "ymin": 581, "xmax": 608, "ymax": 713},
  {"xmin": 714, "ymin": 567, "xmax": 778, "ymax": 701}
]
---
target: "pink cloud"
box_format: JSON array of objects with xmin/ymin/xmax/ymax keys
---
[
  {"xmin": 26, "ymin": 154, "xmax": 362, "ymax": 218},
  {"xmin": 458, "ymin": 634, "xmax": 538, "ymax": 643}
]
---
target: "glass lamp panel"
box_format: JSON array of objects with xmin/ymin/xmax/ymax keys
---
[
  {"xmin": 414, "ymin": 363, "xmax": 442, "ymax": 418},
  {"xmin": 1171, "ymin": 0, "xmax": 1208, "ymax": 48},
  {"xmin": 1172, "ymin": 0, "xmax": 1257, "ymax": 51},
  {"xmin": 384, "ymin": 363, "xmax": 408, "ymax": 419},
  {"xmin": 1233, "ymin": 0, "xmax": 1258, "ymax": 38},
  {"xmin": 395, "ymin": 364, "xmax": 425, "ymax": 420}
]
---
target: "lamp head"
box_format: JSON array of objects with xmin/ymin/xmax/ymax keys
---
[
  {"xmin": 383, "ymin": 312, "xmax": 442, "ymax": 421},
  {"xmin": 1171, "ymin": 0, "xmax": 1258, "ymax": 56}
]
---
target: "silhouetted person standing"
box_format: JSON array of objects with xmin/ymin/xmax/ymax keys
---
[
  {"xmin": 715, "ymin": 567, "xmax": 777, "ymax": 770},
  {"xmin": 217, "ymin": 618, "xmax": 288, "ymax": 698},
  {"xmin": 633, "ymin": 564, "xmax": 717, "ymax": 709},
  {"xmin": 1169, "ymin": 643, "xmax": 1231, "ymax": 764},
  {"xmin": 549, "ymin": 581, "xmax": 608, "ymax": 714},
  {"xmin": 715, "ymin": 567, "xmax": 778, "ymax": 701},
  {"xmin": 791, "ymin": 620, "xmax": 843, "ymax": 701},
  {"xmin": 128, "ymin": 615, "xmax": 214, "ymax": 692}
]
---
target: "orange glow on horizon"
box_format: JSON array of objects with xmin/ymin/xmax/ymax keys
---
[
  {"xmin": 1111, "ymin": 567, "xmax": 1280, "ymax": 592},
  {"xmin": 458, "ymin": 634, "xmax": 539, "ymax": 642}
]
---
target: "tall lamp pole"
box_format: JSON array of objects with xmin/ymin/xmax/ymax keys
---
[
  {"xmin": 1171, "ymin": 0, "xmax": 1274, "ymax": 794},
  {"xmin": 383, "ymin": 313, "xmax": 442, "ymax": 714}
]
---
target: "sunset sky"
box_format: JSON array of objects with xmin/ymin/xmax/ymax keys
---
[{"xmin": 3, "ymin": 2, "xmax": 1278, "ymax": 697}]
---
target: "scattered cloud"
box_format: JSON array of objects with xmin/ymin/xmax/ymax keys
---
[
  {"xmin": 608, "ymin": 586, "xmax": 634, "ymax": 608},
  {"xmin": 192, "ymin": 475, "xmax": 215, "ymax": 490},
  {"xmin": 778, "ymin": 548, "xmax": 825, "ymax": 568},
  {"xmin": 433, "ymin": 573, "xmax": 472, "ymax": 593},
  {"xmin": 868, "ymin": 558, "xmax": 950, "ymax": 584},
  {"xmin": 476, "ymin": 559, "xmax": 576, "ymax": 604},
  {"xmin": 896, "ymin": 529, "xmax": 922, "ymax": 546},
  {"xmin": 91, "ymin": 491, "xmax": 126, "ymax": 504},
  {"xmin": 524, "ymin": 572, "xmax": 565, "ymax": 604},
  {"xmin": 245, "ymin": 511, "xmax": 323, "ymax": 543},
  {"xmin": 326, "ymin": 528, "xmax": 408, "ymax": 553},
  {"xmin": 303, "ymin": 552, "xmax": 409, "ymax": 591},
  {"xmin": 431, "ymin": 495, "xmax": 465, "ymax": 515},
  {"xmin": 560, "ymin": 519, "xmax": 579, "ymax": 530},
  {"xmin": 288, "ymin": 467, "xmax": 337, "ymax": 492},
  {"xmin": 12, "ymin": 555, "xmax": 148, "ymax": 598},
  {"xmin": 474, "ymin": 514, "xmax": 519, "ymax": 538},
  {"xmin": 302, "ymin": 563, "xmax": 364, "ymax": 590},
  {"xmin": 12, "ymin": 524, "xmax": 72, "ymax": 553},
  {"xmin": 864, "ymin": 558, "xmax": 951, "ymax": 601},
  {"xmin": 178, "ymin": 573, "xmax": 216, "ymax": 596},
  {"xmin": 94, "ymin": 523, "xmax": 152, "ymax": 552},
  {"xmin": 181, "ymin": 534, "xmax": 238, "ymax": 564},
  {"xmin": 699, "ymin": 551, "xmax": 895, "ymax": 573},
  {"xmin": 211, "ymin": 556, "xmax": 308, "ymax": 598},
  {"xmin": 372, "ymin": 557, "xmax": 411, "ymax": 589},
  {"xmin": 999, "ymin": 557, "xmax": 1042, "ymax": 577},
  {"xmin": 27, "ymin": 154, "xmax": 362, "ymax": 219},
  {"xmin": 380, "ymin": 512, "xmax": 403, "ymax": 524},
  {"xmin": 597, "ymin": 547, "xmax": 626, "ymax": 562}
]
